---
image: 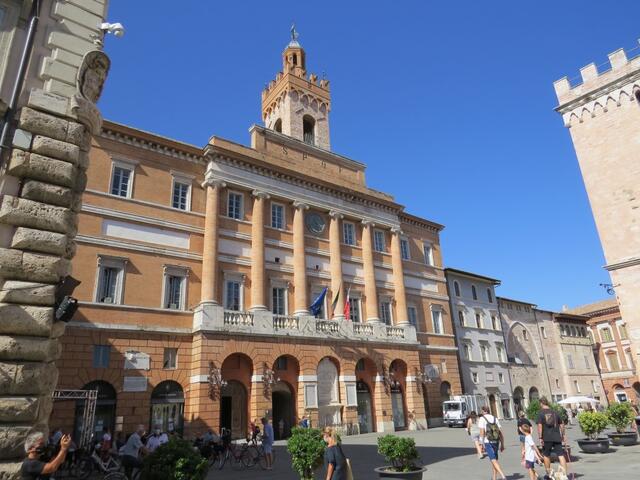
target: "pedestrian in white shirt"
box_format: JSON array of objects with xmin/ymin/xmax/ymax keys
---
[
  {"xmin": 520, "ymin": 424, "xmax": 543, "ymax": 480},
  {"xmin": 477, "ymin": 405, "xmax": 507, "ymax": 480}
]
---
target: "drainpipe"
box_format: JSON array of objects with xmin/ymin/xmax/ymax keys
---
[
  {"xmin": 0, "ymin": 0, "xmax": 41, "ymax": 167},
  {"xmin": 533, "ymin": 308, "xmax": 554, "ymax": 400}
]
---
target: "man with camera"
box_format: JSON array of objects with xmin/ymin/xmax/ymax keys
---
[{"xmin": 22, "ymin": 431, "xmax": 71, "ymax": 479}]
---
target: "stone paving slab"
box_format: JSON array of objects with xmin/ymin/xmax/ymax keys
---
[{"xmin": 207, "ymin": 421, "xmax": 640, "ymax": 479}]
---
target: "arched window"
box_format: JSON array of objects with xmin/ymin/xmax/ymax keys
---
[
  {"xmin": 635, "ymin": 90, "xmax": 640, "ymax": 105},
  {"xmin": 471, "ymin": 285, "xmax": 477, "ymax": 300},
  {"xmin": 453, "ymin": 281, "xmax": 460, "ymax": 297},
  {"xmin": 303, "ymin": 115, "xmax": 315, "ymax": 145},
  {"xmin": 292, "ymin": 53, "xmax": 297, "ymax": 65},
  {"xmin": 273, "ymin": 118, "xmax": 282, "ymax": 133},
  {"xmin": 487, "ymin": 289, "xmax": 493, "ymax": 303}
]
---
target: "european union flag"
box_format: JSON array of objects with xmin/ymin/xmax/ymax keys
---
[{"xmin": 309, "ymin": 287, "xmax": 328, "ymax": 317}]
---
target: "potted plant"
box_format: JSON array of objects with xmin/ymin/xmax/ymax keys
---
[
  {"xmin": 286, "ymin": 427, "xmax": 326, "ymax": 480},
  {"xmin": 576, "ymin": 411, "xmax": 610, "ymax": 453},
  {"xmin": 141, "ymin": 437, "xmax": 208, "ymax": 480},
  {"xmin": 606, "ymin": 402, "xmax": 638, "ymax": 446},
  {"xmin": 374, "ymin": 434, "xmax": 426, "ymax": 479}
]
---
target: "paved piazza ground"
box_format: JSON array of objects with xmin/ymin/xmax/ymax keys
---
[{"xmin": 207, "ymin": 420, "xmax": 639, "ymax": 479}]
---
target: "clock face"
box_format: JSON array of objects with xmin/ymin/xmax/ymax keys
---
[{"xmin": 305, "ymin": 212, "xmax": 326, "ymax": 234}]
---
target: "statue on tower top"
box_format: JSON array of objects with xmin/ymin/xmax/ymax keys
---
[{"xmin": 288, "ymin": 23, "xmax": 301, "ymax": 47}]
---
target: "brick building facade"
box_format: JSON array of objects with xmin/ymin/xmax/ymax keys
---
[{"xmin": 49, "ymin": 31, "xmax": 461, "ymax": 440}]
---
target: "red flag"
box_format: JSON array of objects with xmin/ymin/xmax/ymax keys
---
[{"xmin": 343, "ymin": 286, "xmax": 351, "ymax": 319}]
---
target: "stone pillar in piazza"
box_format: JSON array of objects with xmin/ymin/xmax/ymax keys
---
[
  {"xmin": 250, "ymin": 190, "xmax": 270, "ymax": 311},
  {"xmin": 328, "ymin": 211, "xmax": 344, "ymax": 319},
  {"xmin": 361, "ymin": 220, "xmax": 380, "ymax": 322},
  {"xmin": 200, "ymin": 178, "xmax": 225, "ymax": 303},
  {"xmin": 390, "ymin": 228, "xmax": 409, "ymax": 325},
  {"xmin": 293, "ymin": 201, "xmax": 309, "ymax": 315}
]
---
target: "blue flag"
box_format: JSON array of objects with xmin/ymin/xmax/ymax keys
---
[{"xmin": 309, "ymin": 287, "xmax": 328, "ymax": 317}]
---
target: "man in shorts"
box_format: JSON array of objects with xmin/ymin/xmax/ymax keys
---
[
  {"xmin": 536, "ymin": 397, "xmax": 571, "ymax": 479},
  {"xmin": 478, "ymin": 405, "xmax": 507, "ymax": 480},
  {"xmin": 261, "ymin": 417, "xmax": 274, "ymax": 470}
]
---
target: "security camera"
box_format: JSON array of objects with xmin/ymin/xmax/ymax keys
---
[{"xmin": 100, "ymin": 22, "xmax": 125, "ymax": 37}]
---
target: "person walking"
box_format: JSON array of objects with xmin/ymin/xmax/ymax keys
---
[
  {"xmin": 261, "ymin": 417, "xmax": 274, "ymax": 470},
  {"xmin": 536, "ymin": 397, "xmax": 571, "ymax": 480},
  {"xmin": 323, "ymin": 427, "xmax": 347, "ymax": 480},
  {"xmin": 121, "ymin": 425, "xmax": 148, "ymax": 479},
  {"xmin": 517, "ymin": 410, "xmax": 532, "ymax": 459},
  {"xmin": 466, "ymin": 411, "xmax": 484, "ymax": 459},
  {"xmin": 521, "ymin": 424, "xmax": 544, "ymax": 480},
  {"xmin": 478, "ymin": 405, "xmax": 507, "ymax": 480}
]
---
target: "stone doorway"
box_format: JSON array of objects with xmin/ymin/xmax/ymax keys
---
[
  {"xmin": 272, "ymin": 381, "xmax": 295, "ymax": 440},
  {"xmin": 220, "ymin": 381, "xmax": 247, "ymax": 439},
  {"xmin": 356, "ymin": 380, "xmax": 374, "ymax": 433}
]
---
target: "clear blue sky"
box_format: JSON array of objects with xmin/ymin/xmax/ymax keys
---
[{"xmin": 100, "ymin": 0, "xmax": 640, "ymax": 311}]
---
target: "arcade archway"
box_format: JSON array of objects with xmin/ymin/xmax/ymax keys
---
[
  {"xmin": 272, "ymin": 381, "xmax": 295, "ymax": 440},
  {"xmin": 74, "ymin": 380, "xmax": 116, "ymax": 443},
  {"xmin": 150, "ymin": 380, "xmax": 184, "ymax": 434}
]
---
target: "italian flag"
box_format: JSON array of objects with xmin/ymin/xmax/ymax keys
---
[{"xmin": 343, "ymin": 286, "xmax": 351, "ymax": 320}]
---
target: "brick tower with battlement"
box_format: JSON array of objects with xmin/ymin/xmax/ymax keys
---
[
  {"xmin": 261, "ymin": 26, "xmax": 331, "ymax": 150},
  {"xmin": 554, "ymin": 43, "xmax": 640, "ymax": 391}
]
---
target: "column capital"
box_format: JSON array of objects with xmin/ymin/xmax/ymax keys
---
[
  {"xmin": 252, "ymin": 189, "xmax": 271, "ymax": 200},
  {"xmin": 361, "ymin": 219, "xmax": 375, "ymax": 228},
  {"xmin": 293, "ymin": 200, "xmax": 310, "ymax": 210},
  {"xmin": 202, "ymin": 177, "xmax": 226, "ymax": 189},
  {"xmin": 390, "ymin": 227, "xmax": 404, "ymax": 236},
  {"xmin": 328, "ymin": 210, "xmax": 344, "ymax": 220}
]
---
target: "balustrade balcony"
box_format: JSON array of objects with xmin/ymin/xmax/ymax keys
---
[{"xmin": 193, "ymin": 304, "xmax": 417, "ymax": 344}]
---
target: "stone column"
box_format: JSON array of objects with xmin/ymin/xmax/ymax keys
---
[
  {"xmin": 250, "ymin": 190, "xmax": 269, "ymax": 311},
  {"xmin": 361, "ymin": 220, "xmax": 379, "ymax": 323},
  {"xmin": 292, "ymin": 201, "xmax": 309, "ymax": 316},
  {"xmin": 390, "ymin": 228, "xmax": 409, "ymax": 325},
  {"xmin": 200, "ymin": 178, "xmax": 224, "ymax": 304},
  {"xmin": 328, "ymin": 211, "xmax": 344, "ymax": 320},
  {"xmin": 0, "ymin": 48, "xmax": 110, "ymax": 475}
]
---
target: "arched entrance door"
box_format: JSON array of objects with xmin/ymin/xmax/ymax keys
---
[
  {"xmin": 317, "ymin": 357, "xmax": 341, "ymax": 427},
  {"xmin": 356, "ymin": 380, "xmax": 373, "ymax": 434},
  {"xmin": 633, "ymin": 382, "xmax": 640, "ymax": 402},
  {"xmin": 529, "ymin": 387, "xmax": 539, "ymax": 403},
  {"xmin": 513, "ymin": 387, "xmax": 524, "ymax": 412},
  {"xmin": 488, "ymin": 394, "xmax": 498, "ymax": 417},
  {"xmin": 74, "ymin": 380, "xmax": 116, "ymax": 443},
  {"xmin": 220, "ymin": 381, "xmax": 247, "ymax": 439},
  {"xmin": 272, "ymin": 381, "xmax": 295, "ymax": 440},
  {"xmin": 391, "ymin": 385, "xmax": 406, "ymax": 430},
  {"xmin": 150, "ymin": 381, "xmax": 184, "ymax": 434}
]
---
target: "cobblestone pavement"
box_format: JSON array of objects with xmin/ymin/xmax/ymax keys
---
[{"xmin": 206, "ymin": 421, "xmax": 640, "ymax": 479}]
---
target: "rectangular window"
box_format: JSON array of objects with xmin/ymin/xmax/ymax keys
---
[
  {"xmin": 464, "ymin": 344, "xmax": 472, "ymax": 361},
  {"xmin": 472, "ymin": 372, "xmax": 479, "ymax": 384},
  {"xmin": 342, "ymin": 222, "xmax": 355, "ymax": 245},
  {"xmin": 163, "ymin": 348, "xmax": 177, "ymax": 369},
  {"xmin": 458, "ymin": 310, "xmax": 465, "ymax": 327},
  {"xmin": 92, "ymin": 345, "xmax": 110, "ymax": 368},
  {"xmin": 491, "ymin": 315, "xmax": 498, "ymax": 330},
  {"xmin": 591, "ymin": 380, "xmax": 598, "ymax": 392},
  {"xmin": 380, "ymin": 300, "xmax": 392, "ymax": 325},
  {"xmin": 271, "ymin": 203, "xmax": 284, "ymax": 229},
  {"xmin": 498, "ymin": 373, "xmax": 505, "ymax": 384},
  {"xmin": 584, "ymin": 355, "xmax": 590, "ymax": 369},
  {"xmin": 272, "ymin": 287, "xmax": 287, "ymax": 315},
  {"xmin": 541, "ymin": 326, "xmax": 547, "ymax": 338},
  {"xmin": 601, "ymin": 327, "xmax": 613, "ymax": 342},
  {"xmin": 618, "ymin": 323, "xmax": 628, "ymax": 340},
  {"xmin": 574, "ymin": 380, "xmax": 581, "ymax": 393},
  {"xmin": 608, "ymin": 353, "xmax": 620, "ymax": 371},
  {"xmin": 373, "ymin": 230, "xmax": 385, "ymax": 252},
  {"xmin": 111, "ymin": 165, "xmax": 133, "ymax": 197},
  {"xmin": 626, "ymin": 350, "xmax": 635, "ymax": 370},
  {"xmin": 475, "ymin": 313, "xmax": 483, "ymax": 329},
  {"xmin": 172, "ymin": 180, "xmax": 190, "ymax": 210},
  {"xmin": 225, "ymin": 281, "xmax": 241, "ymax": 311},
  {"xmin": 480, "ymin": 345, "xmax": 488, "ymax": 362},
  {"xmin": 496, "ymin": 345, "xmax": 505, "ymax": 362},
  {"xmin": 567, "ymin": 354, "xmax": 574, "ymax": 369},
  {"xmin": 423, "ymin": 243, "xmax": 434, "ymax": 266},
  {"xmin": 431, "ymin": 308, "xmax": 443, "ymax": 334},
  {"xmin": 97, "ymin": 266, "xmax": 120, "ymax": 303},
  {"xmin": 164, "ymin": 274, "xmax": 186, "ymax": 310},
  {"xmin": 407, "ymin": 306, "xmax": 418, "ymax": 328},
  {"xmin": 547, "ymin": 354, "xmax": 553, "ymax": 369},
  {"xmin": 348, "ymin": 297, "xmax": 361, "ymax": 322},
  {"xmin": 227, "ymin": 192, "xmax": 243, "ymax": 219},
  {"xmin": 400, "ymin": 238, "xmax": 410, "ymax": 260}
]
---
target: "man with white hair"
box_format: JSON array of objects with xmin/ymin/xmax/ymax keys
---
[
  {"xmin": 121, "ymin": 424, "xmax": 148, "ymax": 477},
  {"xmin": 21, "ymin": 431, "xmax": 71, "ymax": 479}
]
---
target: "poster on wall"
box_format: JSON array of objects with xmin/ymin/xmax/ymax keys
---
[{"xmin": 123, "ymin": 377, "xmax": 148, "ymax": 392}]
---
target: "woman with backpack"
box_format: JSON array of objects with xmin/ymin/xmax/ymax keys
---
[
  {"xmin": 466, "ymin": 411, "xmax": 484, "ymax": 459},
  {"xmin": 478, "ymin": 405, "xmax": 507, "ymax": 480}
]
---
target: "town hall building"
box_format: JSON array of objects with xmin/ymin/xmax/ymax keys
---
[{"xmin": 49, "ymin": 30, "xmax": 461, "ymax": 439}]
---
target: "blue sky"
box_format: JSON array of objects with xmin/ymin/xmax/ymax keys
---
[{"xmin": 100, "ymin": 1, "xmax": 640, "ymax": 311}]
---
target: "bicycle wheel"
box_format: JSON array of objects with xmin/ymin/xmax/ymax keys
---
[
  {"xmin": 231, "ymin": 453, "xmax": 245, "ymax": 471},
  {"xmin": 216, "ymin": 450, "xmax": 227, "ymax": 470},
  {"xmin": 104, "ymin": 473, "xmax": 127, "ymax": 480},
  {"xmin": 243, "ymin": 446, "xmax": 259, "ymax": 468},
  {"xmin": 71, "ymin": 455, "xmax": 93, "ymax": 479}
]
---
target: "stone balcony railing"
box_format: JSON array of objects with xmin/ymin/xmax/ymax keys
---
[{"xmin": 193, "ymin": 304, "xmax": 417, "ymax": 344}]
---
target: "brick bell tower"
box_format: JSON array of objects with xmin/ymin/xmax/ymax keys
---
[{"xmin": 261, "ymin": 26, "xmax": 331, "ymax": 150}]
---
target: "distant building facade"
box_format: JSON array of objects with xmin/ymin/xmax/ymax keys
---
[
  {"xmin": 498, "ymin": 298, "xmax": 552, "ymax": 411},
  {"xmin": 568, "ymin": 300, "xmax": 639, "ymax": 404},
  {"xmin": 554, "ymin": 41, "xmax": 640, "ymax": 387},
  {"xmin": 445, "ymin": 269, "xmax": 513, "ymax": 418}
]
